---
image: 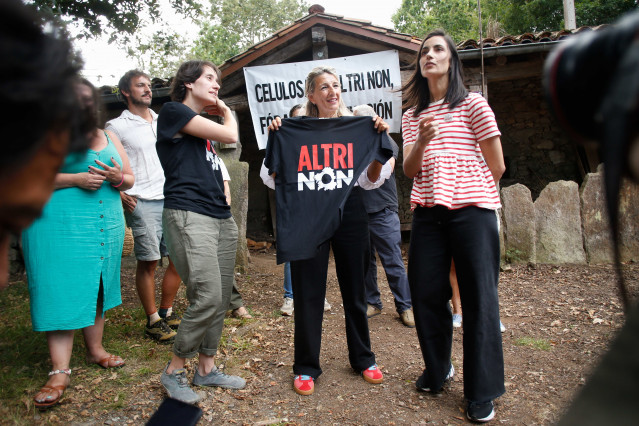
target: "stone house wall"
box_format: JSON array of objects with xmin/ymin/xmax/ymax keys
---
[{"xmin": 490, "ymin": 76, "xmax": 582, "ymax": 199}]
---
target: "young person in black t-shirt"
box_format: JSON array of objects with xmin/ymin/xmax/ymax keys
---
[
  {"xmin": 156, "ymin": 60, "xmax": 245, "ymax": 404},
  {"xmin": 266, "ymin": 66, "xmax": 392, "ymax": 396}
]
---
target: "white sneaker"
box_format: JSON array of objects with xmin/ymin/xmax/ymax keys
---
[
  {"xmin": 324, "ymin": 298, "xmax": 331, "ymax": 311},
  {"xmin": 280, "ymin": 297, "xmax": 294, "ymax": 316},
  {"xmin": 500, "ymin": 320, "xmax": 506, "ymax": 333}
]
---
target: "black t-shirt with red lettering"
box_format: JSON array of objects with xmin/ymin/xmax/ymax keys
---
[
  {"xmin": 264, "ymin": 116, "xmax": 393, "ymax": 263},
  {"xmin": 156, "ymin": 102, "xmax": 231, "ymax": 219}
]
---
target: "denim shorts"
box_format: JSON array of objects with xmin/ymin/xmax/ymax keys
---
[{"xmin": 124, "ymin": 198, "xmax": 168, "ymax": 261}]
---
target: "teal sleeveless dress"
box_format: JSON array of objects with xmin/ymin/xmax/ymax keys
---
[{"xmin": 23, "ymin": 133, "xmax": 124, "ymax": 331}]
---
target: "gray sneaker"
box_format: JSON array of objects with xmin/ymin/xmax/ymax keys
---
[
  {"xmin": 161, "ymin": 363, "xmax": 201, "ymax": 404},
  {"xmin": 193, "ymin": 368, "xmax": 246, "ymax": 389}
]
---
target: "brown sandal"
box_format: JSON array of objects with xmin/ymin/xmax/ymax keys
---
[
  {"xmin": 94, "ymin": 354, "xmax": 125, "ymax": 369},
  {"xmin": 34, "ymin": 369, "xmax": 70, "ymax": 409}
]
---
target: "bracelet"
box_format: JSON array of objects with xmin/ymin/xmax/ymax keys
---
[
  {"xmin": 112, "ymin": 174, "xmax": 125, "ymax": 188},
  {"xmin": 49, "ymin": 368, "xmax": 72, "ymax": 376}
]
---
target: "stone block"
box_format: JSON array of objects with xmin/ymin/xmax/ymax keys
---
[
  {"xmin": 580, "ymin": 171, "xmax": 614, "ymax": 264},
  {"xmin": 618, "ymin": 180, "xmax": 639, "ymax": 263},
  {"xmin": 222, "ymin": 158, "xmax": 250, "ymax": 272},
  {"xmin": 534, "ymin": 180, "xmax": 586, "ymax": 264},
  {"xmin": 501, "ymin": 184, "xmax": 535, "ymax": 263}
]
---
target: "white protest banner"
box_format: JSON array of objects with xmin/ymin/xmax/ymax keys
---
[{"xmin": 243, "ymin": 50, "xmax": 402, "ymax": 149}]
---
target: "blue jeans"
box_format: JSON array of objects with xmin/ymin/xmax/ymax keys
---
[
  {"xmin": 283, "ymin": 262, "xmax": 293, "ymax": 299},
  {"xmin": 364, "ymin": 207, "xmax": 412, "ymax": 313}
]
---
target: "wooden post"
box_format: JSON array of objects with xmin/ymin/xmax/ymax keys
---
[{"xmin": 312, "ymin": 26, "xmax": 328, "ymax": 60}]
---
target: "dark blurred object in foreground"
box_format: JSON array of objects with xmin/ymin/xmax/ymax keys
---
[
  {"xmin": 147, "ymin": 398, "xmax": 203, "ymax": 426},
  {"xmin": 544, "ymin": 10, "xmax": 639, "ymax": 426},
  {"xmin": 545, "ymin": 10, "xmax": 639, "ymax": 310}
]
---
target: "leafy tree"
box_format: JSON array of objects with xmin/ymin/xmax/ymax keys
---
[
  {"xmin": 393, "ymin": 0, "xmax": 637, "ymax": 42},
  {"xmin": 392, "ymin": 0, "xmax": 481, "ymax": 43},
  {"xmin": 191, "ymin": 21, "xmax": 244, "ymax": 66},
  {"xmin": 481, "ymin": 0, "xmax": 637, "ymax": 34},
  {"xmin": 191, "ymin": 0, "xmax": 308, "ymax": 65},
  {"xmin": 125, "ymin": 0, "xmax": 307, "ymax": 79},
  {"xmin": 128, "ymin": 30, "xmax": 191, "ymax": 79},
  {"xmin": 25, "ymin": 0, "xmax": 202, "ymax": 42}
]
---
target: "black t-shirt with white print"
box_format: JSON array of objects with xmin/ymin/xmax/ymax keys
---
[
  {"xmin": 156, "ymin": 102, "xmax": 231, "ymax": 219},
  {"xmin": 264, "ymin": 116, "xmax": 393, "ymax": 264}
]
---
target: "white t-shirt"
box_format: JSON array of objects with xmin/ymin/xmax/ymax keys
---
[
  {"xmin": 219, "ymin": 157, "xmax": 230, "ymax": 181},
  {"xmin": 106, "ymin": 109, "xmax": 165, "ymax": 200}
]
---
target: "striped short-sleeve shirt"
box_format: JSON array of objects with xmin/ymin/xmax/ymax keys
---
[{"xmin": 402, "ymin": 92, "xmax": 502, "ymax": 210}]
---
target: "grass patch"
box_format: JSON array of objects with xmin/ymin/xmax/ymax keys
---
[
  {"xmin": 514, "ymin": 336, "xmax": 552, "ymax": 351},
  {"xmin": 0, "ymin": 280, "xmax": 255, "ymax": 421}
]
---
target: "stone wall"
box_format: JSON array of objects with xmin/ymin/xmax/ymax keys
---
[
  {"xmin": 500, "ymin": 169, "xmax": 639, "ymax": 264},
  {"xmin": 490, "ymin": 77, "xmax": 582, "ymax": 199}
]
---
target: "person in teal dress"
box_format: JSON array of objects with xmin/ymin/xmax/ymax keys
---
[{"xmin": 22, "ymin": 79, "xmax": 135, "ymax": 410}]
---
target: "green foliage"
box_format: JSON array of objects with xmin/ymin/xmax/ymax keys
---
[
  {"xmin": 128, "ymin": 29, "xmax": 192, "ymax": 79},
  {"xmin": 482, "ymin": 0, "xmax": 637, "ymax": 34},
  {"xmin": 191, "ymin": 23, "xmax": 243, "ymax": 66},
  {"xmin": 393, "ymin": 0, "xmax": 481, "ymax": 42},
  {"xmin": 125, "ymin": 0, "xmax": 308, "ymax": 79},
  {"xmin": 191, "ymin": 0, "xmax": 308, "ymax": 65},
  {"xmin": 26, "ymin": 0, "xmax": 203, "ymax": 43},
  {"xmin": 393, "ymin": 0, "xmax": 638, "ymax": 42}
]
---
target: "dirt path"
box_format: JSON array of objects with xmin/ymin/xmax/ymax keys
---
[{"xmin": 96, "ymin": 248, "xmax": 638, "ymax": 425}]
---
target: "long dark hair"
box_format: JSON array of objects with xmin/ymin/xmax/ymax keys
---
[
  {"xmin": 401, "ymin": 29, "xmax": 468, "ymax": 116},
  {"xmin": 170, "ymin": 60, "xmax": 219, "ymax": 103}
]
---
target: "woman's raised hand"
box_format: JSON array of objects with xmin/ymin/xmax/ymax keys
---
[
  {"xmin": 268, "ymin": 116, "xmax": 283, "ymax": 132},
  {"xmin": 416, "ymin": 114, "xmax": 439, "ymax": 146},
  {"xmin": 372, "ymin": 115, "xmax": 390, "ymax": 133},
  {"xmin": 89, "ymin": 157, "xmax": 122, "ymax": 186},
  {"xmin": 203, "ymin": 98, "xmax": 228, "ymax": 117}
]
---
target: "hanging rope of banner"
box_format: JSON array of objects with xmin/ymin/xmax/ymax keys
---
[{"xmin": 477, "ymin": 0, "xmax": 486, "ymax": 97}]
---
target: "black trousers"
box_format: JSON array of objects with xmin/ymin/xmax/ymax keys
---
[
  {"xmin": 290, "ymin": 188, "xmax": 376, "ymax": 379},
  {"xmin": 408, "ymin": 205, "xmax": 505, "ymax": 402}
]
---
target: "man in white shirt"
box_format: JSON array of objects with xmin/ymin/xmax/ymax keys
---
[{"xmin": 106, "ymin": 70, "xmax": 180, "ymax": 343}]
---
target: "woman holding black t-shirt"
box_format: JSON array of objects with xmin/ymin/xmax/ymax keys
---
[
  {"xmin": 267, "ymin": 66, "xmax": 391, "ymax": 396},
  {"xmin": 155, "ymin": 60, "xmax": 245, "ymax": 404}
]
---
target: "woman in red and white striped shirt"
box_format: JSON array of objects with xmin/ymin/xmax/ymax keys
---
[{"xmin": 401, "ymin": 29, "xmax": 506, "ymax": 423}]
